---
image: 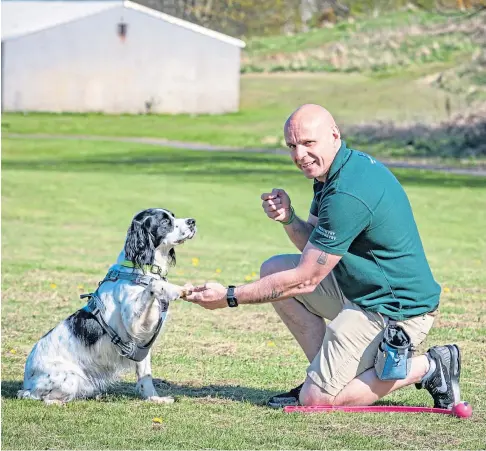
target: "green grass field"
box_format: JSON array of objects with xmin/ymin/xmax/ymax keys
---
[
  {"xmin": 1, "ymin": 71, "xmax": 472, "ymax": 156},
  {"xmin": 2, "ymin": 69, "xmax": 478, "ymax": 166},
  {"xmin": 2, "ymin": 136, "xmax": 485, "ymax": 449}
]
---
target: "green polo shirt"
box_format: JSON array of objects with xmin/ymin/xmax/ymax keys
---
[{"xmin": 309, "ymin": 141, "xmax": 441, "ymax": 321}]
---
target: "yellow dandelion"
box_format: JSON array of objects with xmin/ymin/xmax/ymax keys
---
[
  {"xmin": 10, "ymin": 349, "xmax": 17, "ymax": 354},
  {"xmin": 267, "ymin": 341, "xmax": 276, "ymax": 347},
  {"xmin": 50, "ymin": 283, "xmax": 57, "ymax": 289},
  {"xmin": 152, "ymin": 417, "xmax": 163, "ymax": 424},
  {"xmin": 77, "ymin": 285, "xmax": 84, "ymax": 290},
  {"xmin": 244, "ymin": 275, "xmax": 252, "ymax": 281},
  {"xmin": 176, "ymin": 270, "xmax": 185, "ymax": 276},
  {"xmin": 251, "ymin": 272, "xmax": 257, "ymax": 278},
  {"xmin": 443, "ymin": 287, "xmax": 451, "ymax": 293},
  {"xmin": 215, "ymin": 268, "xmax": 222, "ymax": 274},
  {"xmin": 191, "ymin": 257, "xmax": 199, "ymax": 266}
]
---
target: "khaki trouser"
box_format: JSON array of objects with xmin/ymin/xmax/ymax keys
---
[{"xmin": 284, "ymin": 254, "xmax": 436, "ymax": 396}]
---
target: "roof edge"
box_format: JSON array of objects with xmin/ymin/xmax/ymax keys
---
[{"xmin": 123, "ymin": 0, "xmax": 245, "ymax": 48}]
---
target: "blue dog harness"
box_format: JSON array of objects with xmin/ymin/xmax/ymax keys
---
[{"xmin": 81, "ymin": 262, "xmax": 168, "ymax": 362}]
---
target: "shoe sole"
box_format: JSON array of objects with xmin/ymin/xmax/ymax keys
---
[
  {"xmin": 447, "ymin": 344, "xmax": 461, "ymax": 406},
  {"xmin": 267, "ymin": 399, "xmax": 299, "ymax": 409}
]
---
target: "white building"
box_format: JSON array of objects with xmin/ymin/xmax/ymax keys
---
[{"xmin": 1, "ymin": 0, "xmax": 245, "ymax": 114}]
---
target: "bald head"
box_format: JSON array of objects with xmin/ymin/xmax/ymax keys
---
[
  {"xmin": 285, "ymin": 104, "xmax": 338, "ymax": 135},
  {"xmin": 284, "ymin": 104, "xmax": 342, "ymax": 182}
]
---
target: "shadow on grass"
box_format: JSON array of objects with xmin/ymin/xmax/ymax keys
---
[
  {"xmin": 4, "ymin": 152, "xmax": 486, "ymax": 188},
  {"xmin": 1, "ymin": 379, "xmax": 276, "ymax": 406},
  {"xmin": 2, "ymin": 151, "xmax": 300, "ymax": 181},
  {"xmin": 0, "ymin": 379, "xmax": 430, "ymax": 408}
]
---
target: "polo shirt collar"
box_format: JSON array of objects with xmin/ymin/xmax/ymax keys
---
[{"xmin": 327, "ymin": 140, "xmax": 351, "ymax": 180}]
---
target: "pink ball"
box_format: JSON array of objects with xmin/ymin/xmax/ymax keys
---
[{"xmin": 452, "ymin": 401, "xmax": 473, "ymax": 418}]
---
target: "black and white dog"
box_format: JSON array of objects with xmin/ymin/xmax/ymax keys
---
[{"xmin": 18, "ymin": 208, "xmax": 196, "ymax": 404}]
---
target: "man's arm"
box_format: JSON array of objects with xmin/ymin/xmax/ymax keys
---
[
  {"xmin": 234, "ymin": 241, "xmax": 341, "ymax": 304},
  {"xmin": 282, "ymin": 212, "xmax": 318, "ymax": 252}
]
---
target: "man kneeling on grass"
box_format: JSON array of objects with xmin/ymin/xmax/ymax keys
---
[{"xmin": 184, "ymin": 103, "xmax": 461, "ymax": 409}]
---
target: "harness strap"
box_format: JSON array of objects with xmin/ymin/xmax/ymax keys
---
[
  {"xmin": 83, "ymin": 294, "xmax": 165, "ymax": 362},
  {"xmin": 79, "ymin": 265, "xmax": 167, "ymax": 362},
  {"xmin": 84, "ymin": 295, "xmax": 136, "ymax": 356},
  {"xmin": 103, "ymin": 269, "xmax": 154, "ymax": 287}
]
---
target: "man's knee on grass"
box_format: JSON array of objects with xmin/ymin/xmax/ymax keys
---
[{"xmin": 299, "ymin": 377, "xmax": 335, "ymax": 406}]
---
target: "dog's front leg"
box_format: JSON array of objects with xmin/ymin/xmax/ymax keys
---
[{"xmin": 135, "ymin": 350, "xmax": 174, "ymax": 404}]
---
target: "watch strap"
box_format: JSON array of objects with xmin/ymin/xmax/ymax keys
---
[{"xmin": 227, "ymin": 285, "xmax": 238, "ymax": 307}]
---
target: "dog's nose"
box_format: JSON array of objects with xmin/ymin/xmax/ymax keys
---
[{"xmin": 186, "ymin": 218, "xmax": 196, "ymax": 227}]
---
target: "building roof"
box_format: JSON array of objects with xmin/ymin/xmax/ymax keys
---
[
  {"xmin": 1, "ymin": 0, "xmax": 120, "ymax": 40},
  {"xmin": 1, "ymin": 0, "xmax": 246, "ymax": 47}
]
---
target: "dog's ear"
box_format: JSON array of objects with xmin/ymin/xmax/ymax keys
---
[
  {"xmin": 124, "ymin": 219, "xmax": 155, "ymax": 269},
  {"xmin": 168, "ymin": 248, "xmax": 176, "ymax": 267}
]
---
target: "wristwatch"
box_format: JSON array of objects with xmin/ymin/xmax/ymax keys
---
[{"xmin": 226, "ymin": 285, "xmax": 238, "ymax": 307}]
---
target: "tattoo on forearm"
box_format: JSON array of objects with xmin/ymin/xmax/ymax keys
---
[
  {"xmin": 251, "ymin": 288, "xmax": 284, "ymax": 304},
  {"xmin": 317, "ymin": 252, "xmax": 328, "ymax": 265}
]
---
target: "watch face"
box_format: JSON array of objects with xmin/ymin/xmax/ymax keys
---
[{"xmin": 228, "ymin": 298, "xmax": 238, "ymax": 307}]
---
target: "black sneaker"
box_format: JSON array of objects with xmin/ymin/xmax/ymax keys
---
[
  {"xmin": 416, "ymin": 344, "xmax": 461, "ymax": 409},
  {"xmin": 267, "ymin": 383, "xmax": 303, "ymax": 409}
]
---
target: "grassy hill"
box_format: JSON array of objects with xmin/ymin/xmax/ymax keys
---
[{"xmin": 242, "ymin": 10, "xmax": 485, "ymax": 103}]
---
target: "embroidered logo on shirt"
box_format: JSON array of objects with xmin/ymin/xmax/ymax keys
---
[{"xmin": 318, "ymin": 226, "xmax": 336, "ymax": 241}]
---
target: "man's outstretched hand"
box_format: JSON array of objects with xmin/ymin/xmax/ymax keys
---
[{"xmin": 182, "ymin": 282, "xmax": 228, "ymax": 310}]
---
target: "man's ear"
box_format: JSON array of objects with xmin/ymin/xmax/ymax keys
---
[{"xmin": 331, "ymin": 125, "xmax": 341, "ymax": 140}]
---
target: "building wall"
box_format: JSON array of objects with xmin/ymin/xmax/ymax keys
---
[{"xmin": 2, "ymin": 5, "xmax": 241, "ymax": 114}]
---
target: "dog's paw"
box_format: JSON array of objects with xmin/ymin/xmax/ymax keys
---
[
  {"xmin": 44, "ymin": 399, "xmax": 66, "ymax": 407},
  {"xmin": 179, "ymin": 284, "xmax": 194, "ymax": 299},
  {"xmin": 146, "ymin": 395, "xmax": 175, "ymax": 404}
]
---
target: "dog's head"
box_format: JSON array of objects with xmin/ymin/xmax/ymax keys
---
[{"xmin": 124, "ymin": 208, "xmax": 196, "ymax": 270}]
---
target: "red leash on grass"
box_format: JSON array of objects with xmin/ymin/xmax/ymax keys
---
[
  {"xmin": 284, "ymin": 405, "xmax": 449, "ymax": 415},
  {"xmin": 284, "ymin": 402, "xmax": 473, "ymax": 418}
]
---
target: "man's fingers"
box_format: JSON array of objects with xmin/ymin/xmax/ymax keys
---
[
  {"xmin": 268, "ymin": 209, "xmax": 286, "ymax": 219},
  {"xmin": 270, "ymin": 198, "xmax": 282, "ymax": 206},
  {"xmin": 261, "ymin": 192, "xmax": 277, "ymax": 201},
  {"xmin": 185, "ymin": 292, "xmax": 203, "ymax": 302},
  {"xmin": 191, "ymin": 285, "xmax": 207, "ymax": 292},
  {"xmin": 271, "ymin": 188, "xmax": 285, "ymax": 197},
  {"xmin": 263, "ymin": 198, "xmax": 282, "ymax": 211}
]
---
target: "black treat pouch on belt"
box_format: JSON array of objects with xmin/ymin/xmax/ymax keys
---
[{"xmin": 374, "ymin": 322, "xmax": 413, "ymax": 380}]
